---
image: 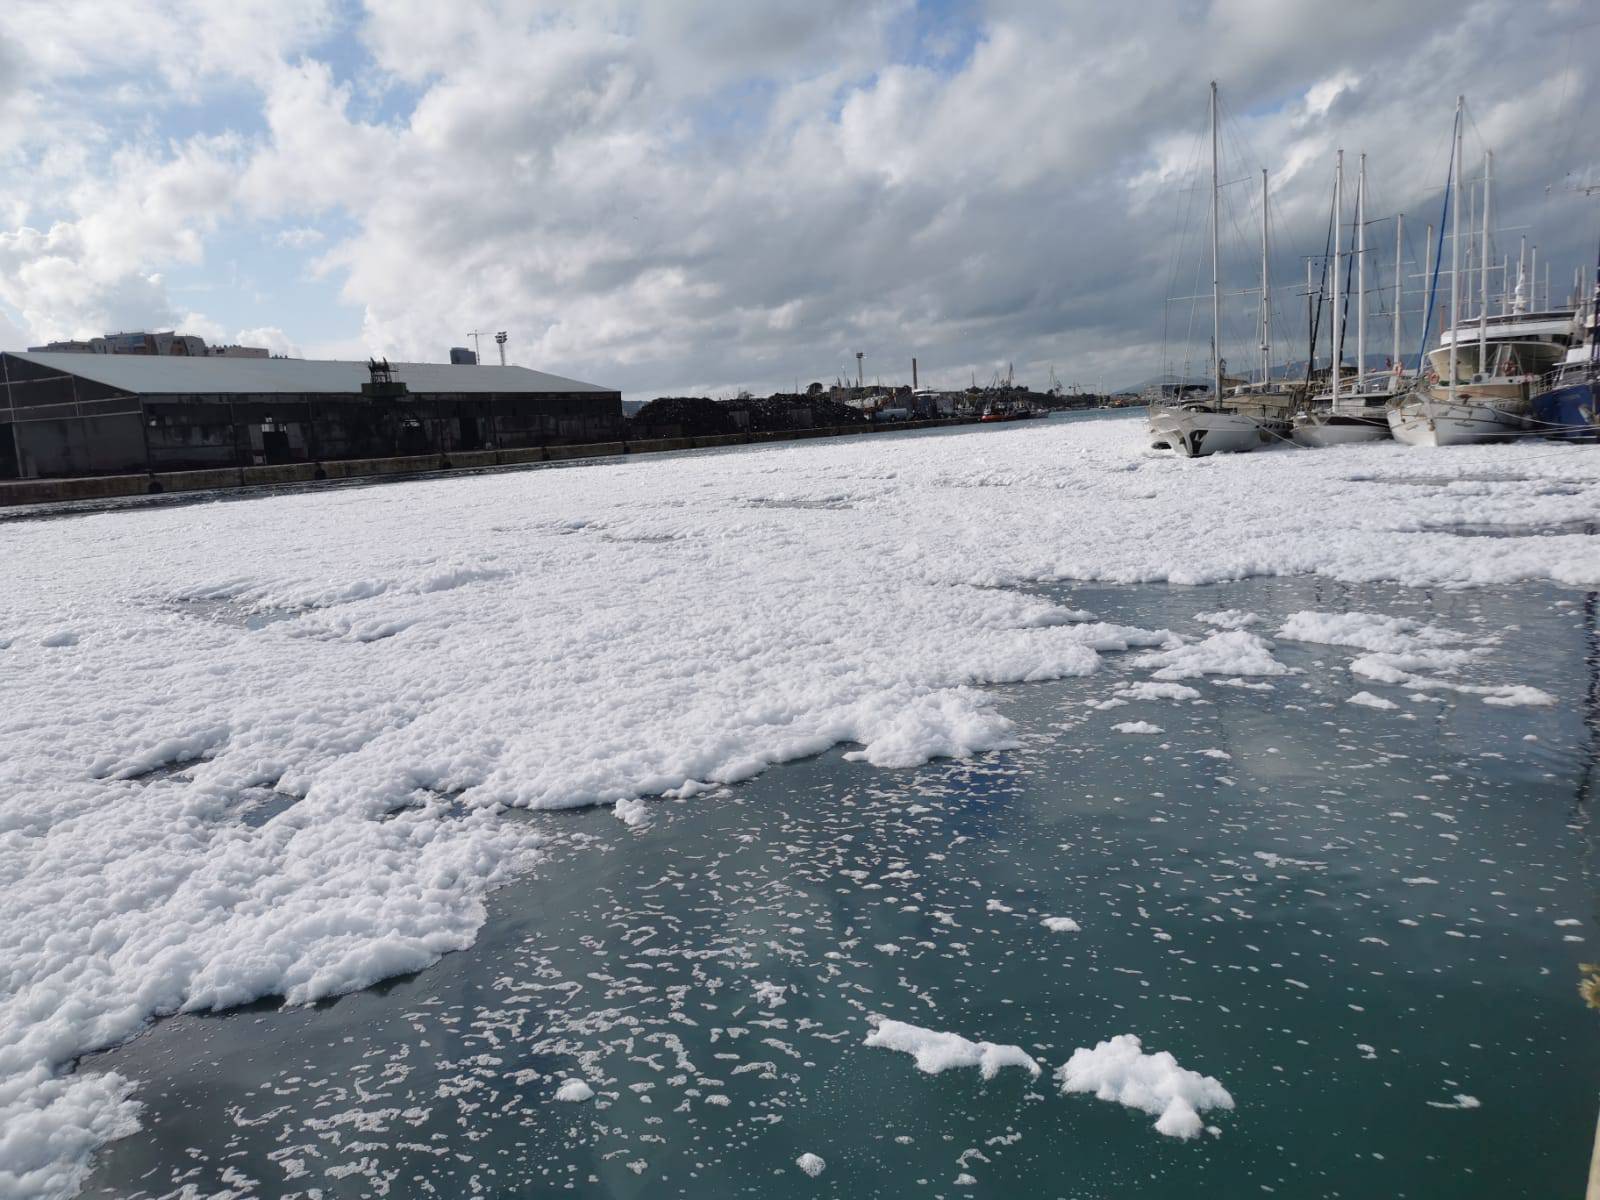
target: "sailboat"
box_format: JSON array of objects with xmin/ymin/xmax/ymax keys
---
[
  {"xmin": 1293, "ymin": 152, "xmax": 1399, "ymax": 446},
  {"xmin": 1148, "ymin": 84, "xmax": 1295, "ymax": 456},
  {"xmin": 1389, "ymin": 100, "xmax": 1563, "ymax": 445}
]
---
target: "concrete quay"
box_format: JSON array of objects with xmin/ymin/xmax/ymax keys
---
[{"xmin": 0, "ymin": 417, "xmax": 981, "ymax": 509}]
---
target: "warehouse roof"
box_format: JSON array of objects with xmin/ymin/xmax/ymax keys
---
[{"xmin": 4, "ymin": 352, "xmax": 615, "ymax": 396}]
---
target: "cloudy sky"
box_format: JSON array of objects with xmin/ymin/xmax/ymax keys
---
[{"xmin": 1, "ymin": 0, "xmax": 1596, "ymax": 396}]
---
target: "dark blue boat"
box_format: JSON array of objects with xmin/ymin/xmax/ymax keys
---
[
  {"xmin": 1534, "ymin": 258, "xmax": 1600, "ymax": 439},
  {"xmin": 1530, "ymin": 370, "xmax": 1597, "ymax": 439}
]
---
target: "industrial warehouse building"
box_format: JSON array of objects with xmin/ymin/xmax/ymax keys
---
[{"xmin": 0, "ymin": 352, "xmax": 623, "ymax": 479}]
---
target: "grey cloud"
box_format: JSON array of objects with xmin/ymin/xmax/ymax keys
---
[{"xmin": 0, "ymin": 0, "xmax": 1596, "ymax": 393}]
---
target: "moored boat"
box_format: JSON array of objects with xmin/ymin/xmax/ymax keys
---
[
  {"xmin": 1294, "ymin": 390, "xmax": 1397, "ymax": 446},
  {"xmin": 1150, "ymin": 400, "xmax": 1278, "ymax": 456},
  {"xmin": 1389, "ymin": 96, "xmax": 1549, "ymax": 447},
  {"xmin": 1291, "ymin": 150, "xmax": 1397, "ymax": 447},
  {"xmin": 1530, "ymin": 370, "xmax": 1598, "ymax": 439},
  {"xmin": 1387, "ymin": 383, "xmax": 1527, "ymax": 446},
  {"xmin": 1148, "ymin": 86, "xmax": 1295, "ymax": 458},
  {"xmin": 1529, "ymin": 290, "xmax": 1599, "ymax": 439}
]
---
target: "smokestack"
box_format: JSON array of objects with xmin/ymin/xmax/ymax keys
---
[{"xmin": 912, "ymin": 357, "xmax": 918, "ymax": 389}]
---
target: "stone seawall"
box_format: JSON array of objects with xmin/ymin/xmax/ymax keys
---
[{"xmin": 0, "ymin": 418, "xmax": 982, "ymax": 508}]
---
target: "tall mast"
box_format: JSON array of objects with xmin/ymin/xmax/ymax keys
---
[
  {"xmin": 1356, "ymin": 152, "xmax": 1367, "ymax": 387},
  {"xmin": 1332, "ymin": 150, "xmax": 1343, "ymax": 402},
  {"xmin": 1516, "ymin": 235, "xmax": 1527, "ymax": 314},
  {"xmin": 1448, "ymin": 96, "xmax": 1462, "ymax": 403},
  {"xmin": 1531, "ymin": 244, "xmax": 1539, "ymax": 310},
  {"xmin": 1466, "ymin": 178, "xmax": 1476, "ymax": 315},
  {"xmin": 1393, "ymin": 212, "xmax": 1404, "ymax": 371},
  {"xmin": 1479, "ymin": 149, "xmax": 1491, "ymax": 373},
  {"xmin": 1426, "ymin": 221, "xmax": 1434, "ymax": 324},
  {"xmin": 1306, "ymin": 258, "xmax": 1315, "ymax": 373},
  {"xmin": 1210, "ymin": 81, "xmax": 1223, "ymax": 404},
  {"xmin": 1260, "ymin": 168, "xmax": 1270, "ymax": 386},
  {"xmin": 1592, "ymin": 233, "xmax": 1600, "ymax": 366}
]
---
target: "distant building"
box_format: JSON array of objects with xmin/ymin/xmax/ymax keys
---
[
  {"xmin": 26, "ymin": 330, "xmax": 269, "ymax": 358},
  {"xmin": 1, "ymin": 353, "xmax": 621, "ymax": 479},
  {"xmin": 449, "ymin": 347, "xmax": 478, "ymax": 365}
]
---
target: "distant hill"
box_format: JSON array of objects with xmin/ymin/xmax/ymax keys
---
[{"xmin": 1122, "ymin": 355, "xmax": 1409, "ymax": 395}]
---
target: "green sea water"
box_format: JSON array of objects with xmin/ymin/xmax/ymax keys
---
[{"xmin": 80, "ymin": 575, "xmax": 1599, "ymax": 1199}]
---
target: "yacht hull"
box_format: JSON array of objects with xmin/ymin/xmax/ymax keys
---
[
  {"xmin": 1291, "ymin": 414, "xmax": 1391, "ymax": 448},
  {"xmin": 1386, "ymin": 394, "xmax": 1526, "ymax": 446},
  {"xmin": 1148, "ymin": 408, "xmax": 1272, "ymax": 456},
  {"xmin": 1529, "ymin": 380, "xmax": 1598, "ymax": 440}
]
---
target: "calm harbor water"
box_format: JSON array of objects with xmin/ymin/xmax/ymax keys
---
[{"xmin": 81, "ymin": 575, "xmax": 1599, "ymax": 1199}]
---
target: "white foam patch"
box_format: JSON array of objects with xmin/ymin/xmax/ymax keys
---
[
  {"xmin": 1194, "ymin": 609, "xmax": 1259, "ymax": 629},
  {"xmin": 864, "ymin": 1018, "xmax": 1041, "ymax": 1080},
  {"xmin": 752, "ymin": 981, "xmax": 788, "ymax": 1009},
  {"xmin": 1481, "ymin": 686, "xmax": 1558, "ymax": 707},
  {"xmin": 0, "ymin": 1067, "xmax": 142, "ymax": 1200},
  {"xmin": 2, "ymin": 415, "xmax": 1594, "ymax": 1187},
  {"xmin": 614, "ymin": 798, "xmax": 651, "ymax": 827},
  {"xmin": 553, "ymin": 1079, "xmax": 594, "ymax": 1102},
  {"xmin": 1279, "ymin": 609, "xmax": 1556, "ymax": 706},
  {"xmin": 1112, "ymin": 721, "xmax": 1164, "ymax": 734},
  {"xmin": 1132, "ymin": 631, "xmax": 1289, "ymax": 681},
  {"xmin": 1041, "ymin": 916, "xmax": 1081, "ymax": 933},
  {"xmin": 1277, "ymin": 610, "xmax": 1454, "ymax": 654},
  {"xmin": 1116, "ymin": 681, "xmax": 1202, "ymax": 702},
  {"xmin": 796, "ymin": 1152, "xmax": 826, "ymax": 1177},
  {"xmin": 1346, "ymin": 691, "xmax": 1398, "ymax": 710},
  {"xmin": 1055, "ymin": 1033, "xmax": 1234, "ymax": 1139}
]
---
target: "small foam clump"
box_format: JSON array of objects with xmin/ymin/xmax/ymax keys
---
[
  {"xmin": 1055, "ymin": 1034, "xmax": 1233, "ymax": 1139},
  {"xmin": 613, "ymin": 798, "xmax": 650, "ymax": 826},
  {"xmin": 864, "ymin": 1019, "xmax": 1040, "ymax": 1080},
  {"xmin": 1133, "ymin": 630, "xmax": 1289, "ymax": 681},
  {"xmin": 1346, "ymin": 691, "xmax": 1398, "ymax": 710}
]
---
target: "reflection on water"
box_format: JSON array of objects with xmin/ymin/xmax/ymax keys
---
[{"xmin": 82, "ymin": 577, "xmax": 1599, "ymax": 1199}]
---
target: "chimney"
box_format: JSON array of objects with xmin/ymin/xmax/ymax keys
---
[{"xmin": 912, "ymin": 357, "xmax": 918, "ymax": 389}]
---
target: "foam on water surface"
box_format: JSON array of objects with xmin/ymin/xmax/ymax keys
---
[{"xmin": 1, "ymin": 414, "xmax": 1597, "ymax": 1196}]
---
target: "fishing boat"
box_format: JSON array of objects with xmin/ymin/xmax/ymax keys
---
[{"xmin": 979, "ymin": 399, "xmax": 1042, "ymax": 422}]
